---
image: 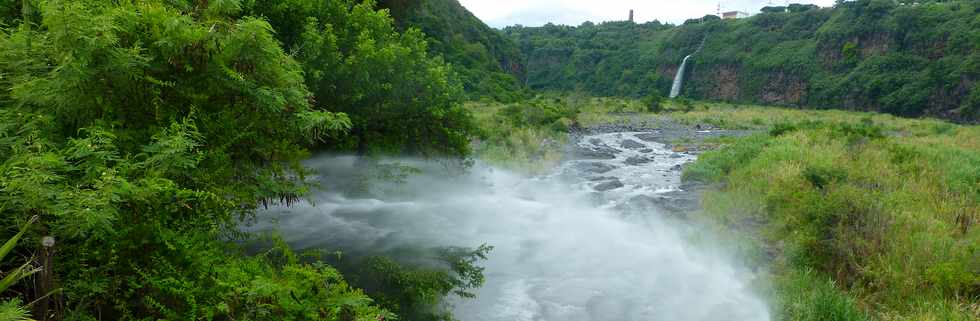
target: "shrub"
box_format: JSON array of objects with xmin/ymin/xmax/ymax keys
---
[
  {"xmin": 682, "ymin": 134, "xmax": 771, "ymax": 182},
  {"xmin": 778, "ymin": 269, "xmax": 869, "ymax": 321},
  {"xmin": 341, "ymin": 245, "xmax": 492, "ymax": 321},
  {"xmin": 643, "ymin": 91, "xmax": 665, "ymax": 113},
  {"xmin": 675, "ymin": 97, "xmax": 695, "ymax": 113},
  {"xmin": 802, "ymin": 165, "xmax": 847, "ymax": 189}
]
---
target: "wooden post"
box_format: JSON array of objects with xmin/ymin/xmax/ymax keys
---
[{"xmin": 32, "ymin": 236, "xmax": 59, "ymax": 321}]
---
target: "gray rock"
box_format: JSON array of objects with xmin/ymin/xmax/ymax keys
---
[
  {"xmin": 639, "ymin": 148, "xmax": 654, "ymax": 153},
  {"xmin": 575, "ymin": 162, "xmax": 617, "ymax": 174},
  {"xmin": 620, "ymin": 193, "xmax": 698, "ymax": 216},
  {"xmin": 624, "ymin": 156, "xmax": 654, "ymax": 166},
  {"xmin": 573, "ymin": 145, "xmax": 619, "ymax": 159},
  {"xmin": 589, "ymin": 176, "xmax": 618, "ymax": 182},
  {"xmin": 620, "ymin": 139, "xmax": 645, "ymax": 149},
  {"xmin": 635, "ymin": 133, "xmax": 661, "ymax": 142},
  {"xmin": 573, "ymin": 148, "xmax": 617, "ymax": 159},
  {"xmin": 594, "ymin": 179, "xmax": 625, "ymax": 191}
]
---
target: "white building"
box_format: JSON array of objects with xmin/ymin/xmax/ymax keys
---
[{"xmin": 722, "ymin": 11, "xmax": 750, "ymax": 19}]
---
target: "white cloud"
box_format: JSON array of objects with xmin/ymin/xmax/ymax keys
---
[{"xmin": 458, "ymin": 0, "xmax": 837, "ymax": 28}]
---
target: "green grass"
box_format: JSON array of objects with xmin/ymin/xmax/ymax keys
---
[
  {"xmin": 467, "ymin": 100, "xmax": 568, "ymax": 173},
  {"xmin": 682, "ymin": 109, "xmax": 980, "ymax": 320},
  {"xmin": 778, "ymin": 269, "xmax": 870, "ymax": 321}
]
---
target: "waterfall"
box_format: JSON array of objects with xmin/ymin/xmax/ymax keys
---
[
  {"xmin": 669, "ymin": 37, "xmax": 707, "ymax": 99},
  {"xmin": 669, "ymin": 54, "xmax": 693, "ymax": 98}
]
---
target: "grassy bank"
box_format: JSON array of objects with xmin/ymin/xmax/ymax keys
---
[
  {"xmin": 469, "ymin": 96, "xmax": 979, "ymax": 320},
  {"xmin": 467, "ymin": 96, "xmax": 577, "ymax": 173},
  {"xmin": 681, "ymin": 105, "xmax": 979, "ymax": 320}
]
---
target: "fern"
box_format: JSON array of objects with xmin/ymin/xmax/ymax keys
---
[{"xmin": 0, "ymin": 299, "xmax": 32, "ymax": 321}]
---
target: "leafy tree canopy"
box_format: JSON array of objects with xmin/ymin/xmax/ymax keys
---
[{"xmin": 0, "ymin": 0, "xmax": 482, "ymax": 319}]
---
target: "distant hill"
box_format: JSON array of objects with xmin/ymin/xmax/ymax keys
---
[
  {"xmin": 378, "ymin": 0, "xmax": 527, "ymax": 102},
  {"xmin": 503, "ymin": 0, "xmax": 979, "ymax": 122}
]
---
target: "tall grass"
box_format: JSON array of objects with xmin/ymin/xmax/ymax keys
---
[
  {"xmin": 466, "ymin": 100, "xmax": 569, "ymax": 173},
  {"xmin": 685, "ymin": 114, "xmax": 979, "ymax": 320},
  {"xmin": 778, "ymin": 269, "xmax": 869, "ymax": 321}
]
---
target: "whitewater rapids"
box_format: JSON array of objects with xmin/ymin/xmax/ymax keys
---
[{"xmin": 249, "ymin": 131, "xmax": 771, "ymax": 321}]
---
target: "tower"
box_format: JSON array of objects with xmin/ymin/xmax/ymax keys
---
[{"xmin": 629, "ymin": 9, "xmax": 634, "ymax": 22}]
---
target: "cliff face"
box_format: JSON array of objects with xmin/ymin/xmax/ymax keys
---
[{"xmin": 505, "ymin": 0, "xmax": 979, "ymax": 122}]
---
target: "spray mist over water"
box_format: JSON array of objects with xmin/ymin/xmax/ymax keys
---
[{"xmin": 249, "ymin": 132, "xmax": 770, "ymax": 321}]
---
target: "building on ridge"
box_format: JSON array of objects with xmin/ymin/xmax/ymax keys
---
[{"xmin": 721, "ymin": 10, "xmax": 750, "ymax": 19}]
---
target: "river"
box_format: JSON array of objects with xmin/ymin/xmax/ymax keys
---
[{"xmin": 249, "ymin": 130, "xmax": 771, "ymax": 321}]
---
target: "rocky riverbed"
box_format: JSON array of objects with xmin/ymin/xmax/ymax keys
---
[{"xmin": 562, "ymin": 120, "xmax": 756, "ymax": 219}]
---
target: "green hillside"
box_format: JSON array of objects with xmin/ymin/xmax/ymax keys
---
[
  {"xmin": 378, "ymin": 0, "xmax": 527, "ymax": 102},
  {"xmin": 504, "ymin": 0, "xmax": 980, "ymax": 122}
]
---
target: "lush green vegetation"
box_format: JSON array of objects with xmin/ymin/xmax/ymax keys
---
[
  {"xmin": 0, "ymin": 0, "xmax": 482, "ymax": 320},
  {"xmin": 504, "ymin": 0, "xmax": 980, "ymax": 122},
  {"xmin": 0, "ymin": 217, "xmax": 35, "ymax": 321},
  {"xmin": 681, "ymin": 104, "xmax": 979, "ymax": 320},
  {"xmin": 378, "ymin": 0, "xmax": 528, "ymax": 102},
  {"xmin": 247, "ymin": 0, "xmax": 475, "ymax": 156},
  {"xmin": 0, "ymin": 0, "xmax": 976, "ymax": 319},
  {"xmin": 468, "ymin": 95, "xmax": 574, "ymax": 172}
]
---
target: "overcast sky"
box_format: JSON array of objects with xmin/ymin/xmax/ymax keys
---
[{"xmin": 458, "ymin": 0, "xmax": 837, "ymax": 28}]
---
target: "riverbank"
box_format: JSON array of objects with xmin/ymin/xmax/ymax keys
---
[
  {"xmin": 682, "ymin": 105, "xmax": 979, "ymax": 321},
  {"xmin": 468, "ymin": 96, "xmax": 980, "ymax": 321}
]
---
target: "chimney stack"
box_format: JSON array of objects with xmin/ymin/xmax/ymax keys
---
[{"xmin": 629, "ymin": 9, "xmax": 634, "ymax": 22}]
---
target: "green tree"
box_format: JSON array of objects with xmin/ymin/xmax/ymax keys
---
[
  {"xmin": 246, "ymin": 0, "xmax": 476, "ymax": 156},
  {"xmin": 377, "ymin": 0, "xmax": 527, "ymax": 102},
  {"xmin": 0, "ymin": 0, "xmax": 379, "ymax": 319}
]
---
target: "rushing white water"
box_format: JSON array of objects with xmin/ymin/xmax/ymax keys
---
[{"xmin": 250, "ymin": 132, "xmax": 770, "ymax": 321}]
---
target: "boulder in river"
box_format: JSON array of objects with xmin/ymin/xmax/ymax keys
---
[
  {"xmin": 589, "ymin": 176, "xmax": 618, "ymax": 182},
  {"xmin": 594, "ymin": 179, "xmax": 625, "ymax": 191},
  {"xmin": 573, "ymin": 145, "xmax": 619, "ymax": 159},
  {"xmin": 635, "ymin": 133, "xmax": 661, "ymax": 142},
  {"xmin": 575, "ymin": 162, "xmax": 617, "ymax": 174},
  {"xmin": 620, "ymin": 193, "xmax": 698, "ymax": 217},
  {"xmin": 620, "ymin": 139, "xmax": 645, "ymax": 149},
  {"xmin": 624, "ymin": 156, "xmax": 654, "ymax": 166}
]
